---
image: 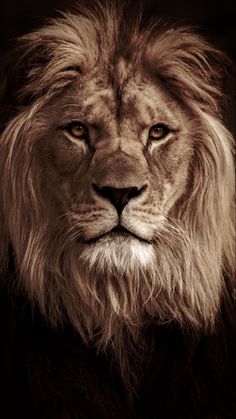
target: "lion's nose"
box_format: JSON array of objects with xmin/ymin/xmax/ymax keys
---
[{"xmin": 92, "ymin": 184, "xmax": 147, "ymax": 214}]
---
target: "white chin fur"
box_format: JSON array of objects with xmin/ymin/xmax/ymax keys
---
[{"xmin": 79, "ymin": 234, "xmax": 155, "ymax": 274}]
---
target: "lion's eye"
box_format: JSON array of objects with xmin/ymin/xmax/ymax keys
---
[
  {"xmin": 149, "ymin": 124, "xmax": 170, "ymax": 140},
  {"xmin": 64, "ymin": 122, "xmax": 88, "ymax": 139}
]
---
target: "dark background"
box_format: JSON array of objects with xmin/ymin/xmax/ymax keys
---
[{"xmin": 0, "ymin": 0, "xmax": 235, "ymax": 59}]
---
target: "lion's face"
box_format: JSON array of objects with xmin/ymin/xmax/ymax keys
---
[{"xmin": 39, "ymin": 67, "xmax": 193, "ymax": 273}]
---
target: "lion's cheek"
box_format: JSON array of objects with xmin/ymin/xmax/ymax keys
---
[
  {"xmin": 149, "ymin": 151, "xmax": 192, "ymax": 212},
  {"xmin": 38, "ymin": 140, "xmax": 93, "ymax": 209},
  {"xmin": 161, "ymin": 181, "xmax": 185, "ymax": 211},
  {"xmin": 41, "ymin": 130, "xmax": 90, "ymax": 174}
]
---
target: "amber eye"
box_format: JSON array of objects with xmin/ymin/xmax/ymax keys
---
[
  {"xmin": 149, "ymin": 124, "xmax": 170, "ymax": 140},
  {"xmin": 64, "ymin": 121, "xmax": 88, "ymax": 139}
]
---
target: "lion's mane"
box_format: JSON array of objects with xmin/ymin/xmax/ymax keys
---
[{"xmin": 0, "ymin": 0, "xmax": 235, "ymax": 398}]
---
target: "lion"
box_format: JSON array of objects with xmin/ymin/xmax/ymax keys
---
[{"xmin": 0, "ymin": 1, "xmax": 235, "ymax": 418}]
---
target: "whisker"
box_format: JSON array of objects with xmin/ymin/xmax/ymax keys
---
[{"xmin": 60, "ymin": 104, "xmax": 82, "ymax": 109}]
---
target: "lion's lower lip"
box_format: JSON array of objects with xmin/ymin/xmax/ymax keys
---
[{"xmin": 84, "ymin": 226, "xmax": 151, "ymax": 244}]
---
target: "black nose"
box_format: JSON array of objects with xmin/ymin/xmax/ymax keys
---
[{"xmin": 93, "ymin": 184, "xmax": 147, "ymax": 214}]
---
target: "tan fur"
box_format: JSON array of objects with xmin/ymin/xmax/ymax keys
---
[{"xmin": 0, "ymin": 1, "xmax": 235, "ymax": 389}]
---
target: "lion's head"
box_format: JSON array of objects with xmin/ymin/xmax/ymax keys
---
[{"xmin": 0, "ymin": 1, "xmax": 235, "ymax": 386}]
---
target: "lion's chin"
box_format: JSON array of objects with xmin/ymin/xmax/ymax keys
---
[{"xmin": 79, "ymin": 232, "xmax": 156, "ymax": 274}]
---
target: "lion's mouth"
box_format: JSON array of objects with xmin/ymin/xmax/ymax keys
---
[{"xmin": 84, "ymin": 225, "xmax": 151, "ymax": 244}]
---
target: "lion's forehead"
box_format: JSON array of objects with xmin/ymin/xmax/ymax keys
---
[{"xmin": 57, "ymin": 69, "xmax": 183, "ymax": 135}]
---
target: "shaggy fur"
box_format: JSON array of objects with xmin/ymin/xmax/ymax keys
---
[{"xmin": 0, "ymin": 1, "xmax": 235, "ymax": 418}]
